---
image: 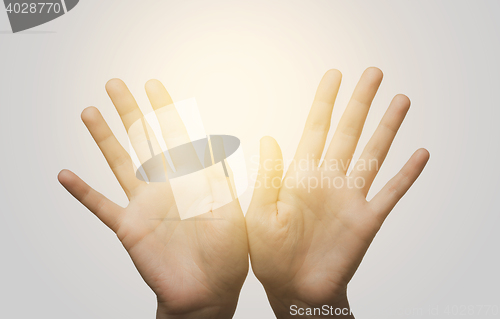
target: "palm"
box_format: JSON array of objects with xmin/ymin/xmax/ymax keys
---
[
  {"xmin": 116, "ymin": 184, "xmax": 247, "ymax": 313},
  {"xmin": 247, "ymin": 68, "xmax": 429, "ymax": 314},
  {"xmin": 58, "ymin": 79, "xmax": 248, "ymax": 317},
  {"xmin": 249, "ymin": 175, "xmax": 375, "ymax": 305}
]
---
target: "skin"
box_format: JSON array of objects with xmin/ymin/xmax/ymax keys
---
[
  {"xmin": 58, "ymin": 79, "xmax": 248, "ymax": 319},
  {"xmin": 246, "ymin": 67, "xmax": 430, "ymax": 318},
  {"xmin": 59, "ymin": 68, "xmax": 428, "ymax": 318}
]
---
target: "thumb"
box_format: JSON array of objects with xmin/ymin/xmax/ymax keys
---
[{"xmin": 251, "ymin": 136, "xmax": 283, "ymax": 208}]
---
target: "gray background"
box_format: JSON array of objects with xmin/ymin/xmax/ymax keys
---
[{"xmin": 0, "ymin": 0, "xmax": 498, "ymax": 318}]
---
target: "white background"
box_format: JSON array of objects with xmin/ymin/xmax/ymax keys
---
[{"xmin": 0, "ymin": 1, "xmax": 498, "ymax": 318}]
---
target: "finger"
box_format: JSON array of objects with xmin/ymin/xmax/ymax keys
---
[
  {"xmin": 145, "ymin": 79, "xmax": 199, "ymax": 172},
  {"xmin": 145, "ymin": 79, "xmax": 191, "ymax": 149},
  {"xmin": 350, "ymin": 94, "xmax": 411, "ymax": 195},
  {"xmin": 106, "ymin": 79, "xmax": 163, "ymax": 165},
  {"xmin": 251, "ymin": 137, "xmax": 283, "ymax": 208},
  {"xmin": 106, "ymin": 78, "xmax": 144, "ymax": 130},
  {"xmin": 323, "ymin": 67, "xmax": 383, "ymax": 173},
  {"xmin": 81, "ymin": 107, "xmax": 144, "ymax": 197},
  {"xmin": 294, "ymin": 69, "xmax": 342, "ymax": 163},
  {"xmin": 106, "ymin": 79, "xmax": 166, "ymax": 183},
  {"xmin": 58, "ymin": 169, "xmax": 123, "ymax": 232},
  {"xmin": 369, "ymin": 148, "xmax": 430, "ymax": 220}
]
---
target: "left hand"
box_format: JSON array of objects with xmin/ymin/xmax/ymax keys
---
[{"xmin": 246, "ymin": 67, "xmax": 429, "ymax": 318}]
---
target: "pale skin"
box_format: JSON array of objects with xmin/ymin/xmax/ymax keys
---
[
  {"xmin": 58, "ymin": 79, "xmax": 249, "ymax": 319},
  {"xmin": 59, "ymin": 68, "xmax": 429, "ymax": 318},
  {"xmin": 246, "ymin": 67, "xmax": 429, "ymax": 318}
]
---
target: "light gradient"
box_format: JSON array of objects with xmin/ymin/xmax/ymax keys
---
[{"xmin": 0, "ymin": 0, "xmax": 498, "ymax": 318}]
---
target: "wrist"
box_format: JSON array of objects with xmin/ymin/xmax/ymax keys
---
[
  {"xmin": 156, "ymin": 297, "xmax": 238, "ymax": 319},
  {"xmin": 265, "ymin": 290, "xmax": 354, "ymax": 319}
]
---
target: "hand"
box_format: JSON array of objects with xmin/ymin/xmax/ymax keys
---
[
  {"xmin": 58, "ymin": 79, "xmax": 249, "ymax": 319},
  {"xmin": 246, "ymin": 68, "xmax": 429, "ymax": 318}
]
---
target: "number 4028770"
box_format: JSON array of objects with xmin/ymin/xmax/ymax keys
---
[
  {"xmin": 443, "ymin": 305, "xmax": 499, "ymax": 316},
  {"xmin": 6, "ymin": 3, "xmax": 62, "ymax": 14}
]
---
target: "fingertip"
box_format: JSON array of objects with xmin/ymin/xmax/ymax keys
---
[
  {"xmin": 145, "ymin": 79, "xmax": 162, "ymax": 90},
  {"xmin": 364, "ymin": 66, "xmax": 384, "ymax": 81},
  {"xmin": 260, "ymin": 135, "xmax": 274, "ymax": 143},
  {"xmin": 81, "ymin": 106, "xmax": 100, "ymax": 124},
  {"xmin": 105, "ymin": 78, "xmax": 125, "ymax": 93},
  {"xmin": 260, "ymin": 136, "xmax": 282, "ymax": 159},
  {"xmin": 394, "ymin": 94, "xmax": 411, "ymax": 107},
  {"xmin": 58, "ymin": 169, "xmax": 75, "ymax": 186},
  {"xmin": 408, "ymin": 149, "xmax": 430, "ymax": 172},
  {"xmin": 145, "ymin": 80, "xmax": 172, "ymax": 108},
  {"xmin": 391, "ymin": 95, "xmax": 411, "ymax": 117},
  {"xmin": 324, "ymin": 69, "xmax": 342, "ymax": 81},
  {"xmin": 416, "ymin": 148, "xmax": 430, "ymax": 162},
  {"xmin": 260, "ymin": 136, "xmax": 278, "ymax": 148}
]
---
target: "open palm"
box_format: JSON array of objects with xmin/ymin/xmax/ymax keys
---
[
  {"xmin": 246, "ymin": 68, "xmax": 429, "ymax": 317},
  {"xmin": 58, "ymin": 79, "xmax": 248, "ymax": 319}
]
